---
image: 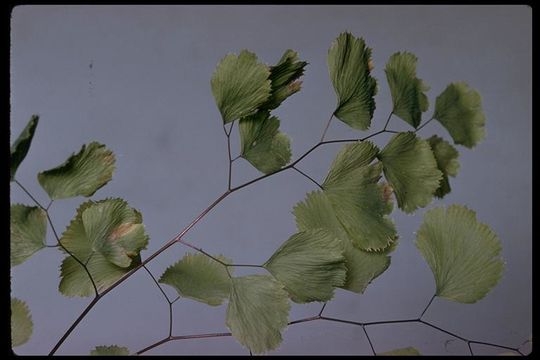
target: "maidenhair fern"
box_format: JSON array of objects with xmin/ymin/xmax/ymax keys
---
[{"xmin": 10, "ymin": 31, "xmax": 525, "ymax": 356}]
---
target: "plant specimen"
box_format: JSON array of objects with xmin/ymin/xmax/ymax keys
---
[{"xmin": 10, "ymin": 31, "xmax": 528, "ymax": 356}]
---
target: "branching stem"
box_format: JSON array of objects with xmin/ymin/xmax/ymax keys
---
[
  {"xmin": 132, "ymin": 293, "xmax": 524, "ymax": 355},
  {"xmin": 42, "ymin": 110, "xmax": 523, "ymax": 356}
]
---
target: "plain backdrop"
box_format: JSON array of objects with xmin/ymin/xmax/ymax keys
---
[{"xmin": 10, "ymin": 5, "xmax": 531, "ymax": 355}]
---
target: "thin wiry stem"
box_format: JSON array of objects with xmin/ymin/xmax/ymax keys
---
[
  {"xmin": 288, "ymin": 316, "xmax": 320, "ymax": 325},
  {"xmin": 320, "ymin": 113, "xmax": 334, "ymax": 142},
  {"xmin": 468, "ymin": 341, "xmax": 474, "ymax": 356},
  {"xmin": 420, "ymin": 319, "xmax": 470, "ymax": 342},
  {"xmin": 172, "ymin": 332, "xmax": 233, "ymax": 341},
  {"xmin": 362, "ymin": 326, "xmax": 376, "ymax": 355},
  {"xmin": 363, "ymin": 318, "xmax": 419, "ymax": 327},
  {"xmin": 419, "ymin": 294, "xmax": 436, "ymax": 319},
  {"xmin": 292, "ymin": 166, "xmax": 324, "ymax": 190},
  {"xmin": 225, "ymin": 122, "xmax": 235, "ymax": 190},
  {"xmin": 415, "ymin": 116, "xmax": 434, "ymax": 133},
  {"xmin": 468, "ymin": 339, "xmax": 524, "ymax": 353},
  {"xmin": 231, "ymin": 154, "xmax": 241, "ymax": 162},
  {"xmin": 136, "ymin": 337, "xmax": 172, "ymax": 355},
  {"xmin": 177, "ymin": 238, "xmax": 228, "ymax": 266},
  {"xmin": 168, "ymin": 303, "xmax": 174, "ymax": 337},
  {"xmin": 383, "ymin": 111, "xmax": 394, "ymax": 130},
  {"xmin": 320, "ymin": 316, "xmax": 363, "ymax": 327},
  {"xmin": 318, "ymin": 303, "xmax": 327, "ymax": 317},
  {"xmin": 49, "ymin": 296, "xmax": 101, "ymax": 355},
  {"xmin": 226, "ymin": 263, "xmax": 264, "ymax": 268},
  {"xmin": 142, "ymin": 265, "xmax": 171, "ymax": 304},
  {"xmin": 13, "ymin": 179, "xmax": 45, "ymax": 209}
]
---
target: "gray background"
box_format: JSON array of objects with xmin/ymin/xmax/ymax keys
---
[{"xmin": 10, "ymin": 5, "xmax": 531, "ymax": 355}]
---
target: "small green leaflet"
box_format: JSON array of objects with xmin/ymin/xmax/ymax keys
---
[
  {"xmin": 328, "ymin": 32, "xmax": 377, "ymax": 130},
  {"xmin": 90, "ymin": 345, "xmax": 130, "ymax": 355},
  {"xmin": 322, "ymin": 141, "xmax": 380, "ymax": 190},
  {"xmin": 10, "ymin": 204, "xmax": 47, "ymax": 267},
  {"xmin": 341, "ymin": 240, "xmax": 392, "ymax": 293},
  {"xmin": 380, "ymin": 347, "xmax": 421, "ymax": 356},
  {"xmin": 11, "ymin": 298, "xmax": 33, "ymax": 348},
  {"xmin": 211, "ymin": 50, "xmax": 271, "ymax": 124},
  {"xmin": 433, "ymin": 82, "xmax": 486, "ymax": 148},
  {"xmin": 59, "ymin": 253, "xmax": 142, "ymax": 297},
  {"xmin": 264, "ymin": 229, "xmax": 346, "ymax": 303},
  {"xmin": 385, "ymin": 52, "xmax": 429, "ymax": 128},
  {"xmin": 58, "ymin": 198, "xmax": 148, "ymax": 297},
  {"xmin": 427, "ymin": 135, "xmax": 460, "ymax": 198},
  {"xmin": 159, "ymin": 253, "xmax": 232, "ymax": 306},
  {"xmin": 226, "ymin": 275, "xmax": 290, "ymax": 354},
  {"xmin": 239, "ymin": 111, "xmax": 291, "ymax": 174},
  {"xmin": 37, "ymin": 142, "xmax": 115, "ymax": 200},
  {"xmin": 261, "ymin": 49, "xmax": 307, "ymax": 110},
  {"xmin": 60, "ymin": 198, "xmax": 148, "ymax": 268},
  {"xmin": 83, "ymin": 200, "xmax": 148, "ymax": 268},
  {"xmin": 293, "ymin": 190, "xmax": 394, "ymax": 294},
  {"xmin": 415, "ymin": 205, "xmax": 504, "ymax": 303},
  {"xmin": 10, "ymin": 115, "xmax": 39, "ymax": 181},
  {"xmin": 378, "ymin": 132, "xmax": 442, "ymax": 214}
]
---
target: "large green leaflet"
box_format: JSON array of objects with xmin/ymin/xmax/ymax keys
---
[
  {"xmin": 226, "ymin": 275, "xmax": 290, "ymax": 354},
  {"xmin": 211, "ymin": 50, "xmax": 271, "ymax": 124},
  {"xmin": 378, "ymin": 132, "xmax": 442, "ymax": 214},
  {"xmin": 10, "ymin": 204, "xmax": 47, "ymax": 267},
  {"xmin": 328, "ymin": 32, "xmax": 377, "ymax": 130},
  {"xmin": 264, "ymin": 229, "xmax": 346, "ymax": 303},
  {"xmin": 90, "ymin": 345, "xmax": 130, "ymax": 355},
  {"xmin": 415, "ymin": 205, "xmax": 504, "ymax": 303},
  {"xmin": 433, "ymin": 82, "xmax": 486, "ymax": 148},
  {"xmin": 37, "ymin": 142, "xmax": 116, "ymax": 200},
  {"xmin": 58, "ymin": 198, "xmax": 148, "ymax": 297},
  {"xmin": 261, "ymin": 49, "xmax": 307, "ymax": 110},
  {"xmin": 293, "ymin": 190, "xmax": 393, "ymax": 294},
  {"xmin": 11, "ymin": 298, "xmax": 33, "ymax": 348},
  {"xmin": 427, "ymin": 135, "xmax": 460, "ymax": 198},
  {"xmin": 385, "ymin": 52, "xmax": 429, "ymax": 128},
  {"xmin": 10, "ymin": 115, "xmax": 39, "ymax": 181},
  {"xmin": 59, "ymin": 253, "xmax": 142, "ymax": 297},
  {"xmin": 159, "ymin": 253, "xmax": 232, "ymax": 306},
  {"xmin": 322, "ymin": 142, "xmax": 397, "ymax": 251},
  {"xmin": 239, "ymin": 111, "xmax": 291, "ymax": 174},
  {"xmin": 380, "ymin": 347, "xmax": 421, "ymax": 356},
  {"xmin": 326, "ymin": 163, "xmax": 396, "ymax": 251}
]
